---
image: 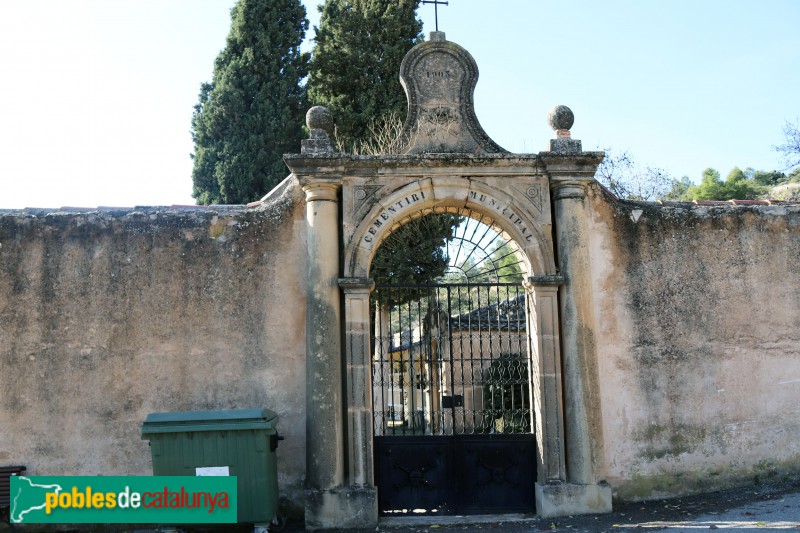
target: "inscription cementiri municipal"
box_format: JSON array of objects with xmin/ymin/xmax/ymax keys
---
[
  {"xmin": 468, "ymin": 191, "xmax": 537, "ymax": 242},
  {"xmin": 362, "ymin": 192, "xmax": 427, "ymax": 244},
  {"xmin": 361, "ymin": 189, "xmax": 539, "ymax": 247}
]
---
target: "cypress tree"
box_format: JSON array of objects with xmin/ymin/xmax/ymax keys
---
[
  {"xmin": 191, "ymin": 0, "xmax": 309, "ymax": 205},
  {"xmin": 371, "ymin": 214, "xmax": 461, "ymax": 285},
  {"xmin": 308, "ymin": 0, "xmax": 423, "ymax": 152}
]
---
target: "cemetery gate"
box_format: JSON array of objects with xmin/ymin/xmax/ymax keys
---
[{"xmin": 371, "ymin": 281, "xmax": 537, "ymax": 515}]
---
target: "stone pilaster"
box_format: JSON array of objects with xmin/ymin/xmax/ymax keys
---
[
  {"xmin": 334, "ymin": 278, "xmax": 379, "ymax": 529},
  {"xmin": 303, "ymin": 178, "xmax": 377, "ymax": 531},
  {"xmin": 302, "ymin": 183, "xmax": 379, "ymax": 530},
  {"xmin": 338, "ymin": 277, "xmax": 377, "ymax": 488},
  {"xmin": 302, "ymin": 181, "xmax": 346, "ymax": 527},
  {"xmin": 538, "ymin": 175, "xmax": 611, "ymax": 517},
  {"xmin": 551, "ymin": 179, "xmax": 604, "ymax": 485},
  {"xmin": 525, "ymin": 275, "xmax": 566, "ymax": 485}
]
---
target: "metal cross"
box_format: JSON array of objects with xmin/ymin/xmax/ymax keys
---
[{"xmin": 421, "ymin": 0, "xmax": 449, "ymax": 32}]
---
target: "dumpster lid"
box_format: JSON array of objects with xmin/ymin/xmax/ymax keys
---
[{"xmin": 141, "ymin": 408, "xmax": 278, "ymax": 436}]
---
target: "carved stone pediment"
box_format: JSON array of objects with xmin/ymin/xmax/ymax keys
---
[{"xmin": 398, "ymin": 32, "xmax": 506, "ymax": 154}]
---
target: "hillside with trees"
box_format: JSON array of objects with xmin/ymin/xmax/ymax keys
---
[{"xmin": 596, "ymin": 119, "xmax": 800, "ymax": 202}]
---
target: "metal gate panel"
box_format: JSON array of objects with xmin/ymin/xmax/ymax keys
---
[
  {"xmin": 375, "ymin": 436, "xmax": 453, "ymax": 515},
  {"xmin": 372, "ymin": 283, "xmax": 531, "ymax": 438},
  {"xmin": 372, "ymin": 282, "xmax": 536, "ymax": 516},
  {"xmin": 374, "ymin": 434, "xmax": 535, "ymax": 516},
  {"xmin": 454, "ymin": 434, "xmax": 536, "ymax": 514}
]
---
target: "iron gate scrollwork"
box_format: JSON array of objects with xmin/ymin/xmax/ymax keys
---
[{"xmin": 372, "ymin": 283, "xmax": 536, "ymax": 515}]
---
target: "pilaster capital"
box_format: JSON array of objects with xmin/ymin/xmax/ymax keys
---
[
  {"xmin": 338, "ymin": 278, "xmax": 375, "ymax": 294},
  {"xmin": 303, "ymin": 181, "xmax": 341, "ymax": 202},
  {"xmin": 550, "ymin": 180, "xmax": 589, "ymax": 201}
]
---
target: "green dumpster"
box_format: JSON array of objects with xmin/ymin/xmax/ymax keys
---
[{"xmin": 141, "ymin": 408, "xmax": 281, "ymax": 525}]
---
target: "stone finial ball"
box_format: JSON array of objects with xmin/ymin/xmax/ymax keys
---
[
  {"xmin": 306, "ymin": 106, "xmax": 333, "ymax": 134},
  {"xmin": 547, "ymin": 105, "xmax": 575, "ymax": 131}
]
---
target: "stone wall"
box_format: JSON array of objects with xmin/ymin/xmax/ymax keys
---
[
  {"xmin": 3, "ymin": 172, "xmax": 800, "ymax": 513},
  {"xmin": 0, "ymin": 178, "xmax": 308, "ymax": 504},
  {"xmin": 587, "ymin": 184, "xmax": 800, "ymax": 500}
]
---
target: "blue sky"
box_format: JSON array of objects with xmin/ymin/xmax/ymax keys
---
[{"xmin": 1, "ymin": 0, "xmax": 798, "ymax": 209}]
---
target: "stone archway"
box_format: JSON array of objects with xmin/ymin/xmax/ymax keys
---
[
  {"xmin": 361, "ymin": 204, "xmax": 544, "ymax": 515},
  {"xmin": 344, "ymin": 176, "xmax": 554, "ymax": 279},
  {"xmin": 290, "ymin": 155, "xmax": 611, "ymax": 530},
  {"xmin": 284, "ymin": 29, "xmax": 611, "ymax": 530},
  {"xmin": 337, "ymin": 169, "xmax": 564, "ymax": 506}
]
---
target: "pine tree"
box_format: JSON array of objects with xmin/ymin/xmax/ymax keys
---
[
  {"xmin": 191, "ymin": 0, "xmax": 309, "ymax": 205},
  {"xmin": 307, "ymin": 0, "xmax": 423, "ymax": 152}
]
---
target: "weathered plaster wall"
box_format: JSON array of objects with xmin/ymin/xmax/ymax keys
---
[
  {"xmin": 587, "ymin": 185, "xmax": 800, "ymax": 501},
  {"xmin": 0, "ymin": 179, "xmax": 308, "ymax": 503}
]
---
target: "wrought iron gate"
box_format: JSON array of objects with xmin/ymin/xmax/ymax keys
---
[{"xmin": 372, "ymin": 283, "xmax": 536, "ymax": 515}]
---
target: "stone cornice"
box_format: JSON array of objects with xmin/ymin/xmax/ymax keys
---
[
  {"xmin": 284, "ymin": 154, "xmax": 347, "ymax": 179},
  {"xmin": 541, "ymin": 152, "xmax": 605, "ymax": 179},
  {"xmin": 338, "ymin": 278, "xmax": 375, "ymax": 293},
  {"xmin": 525, "ymin": 275, "xmax": 565, "ymax": 288},
  {"xmin": 285, "ymin": 151, "xmax": 606, "ymax": 182},
  {"xmin": 286, "ymin": 152, "xmax": 549, "ymax": 177}
]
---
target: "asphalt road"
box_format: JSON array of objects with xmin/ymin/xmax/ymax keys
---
[
  {"xmin": 360, "ymin": 480, "xmax": 800, "ymax": 533},
  {"xmin": 4, "ymin": 479, "xmax": 798, "ymax": 532}
]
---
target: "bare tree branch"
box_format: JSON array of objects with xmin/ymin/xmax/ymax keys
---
[
  {"xmin": 595, "ymin": 148, "xmax": 672, "ymax": 201},
  {"xmin": 354, "ymin": 112, "xmax": 407, "ymax": 155},
  {"xmin": 775, "ymin": 119, "xmax": 800, "ymax": 171}
]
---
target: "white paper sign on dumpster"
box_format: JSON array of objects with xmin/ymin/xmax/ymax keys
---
[{"xmin": 195, "ymin": 466, "xmax": 230, "ymax": 476}]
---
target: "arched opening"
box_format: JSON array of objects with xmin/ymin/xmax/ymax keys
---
[
  {"xmin": 369, "ymin": 208, "xmax": 537, "ymax": 516},
  {"xmin": 344, "ymin": 177, "xmax": 556, "ymax": 280},
  {"xmin": 370, "ymin": 208, "xmax": 528, "ymax": 284}
]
